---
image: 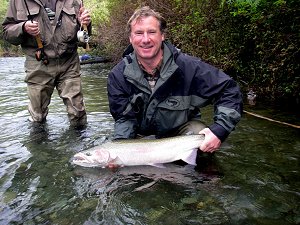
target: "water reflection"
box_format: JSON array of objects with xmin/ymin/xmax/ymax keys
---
[
  {"xmin": 72, "ymin": 162, "xmax": 224, "ymax": 225},
  {"xmin": 0, "ymin": 57, "xmax": 299, "ymax": 225}
]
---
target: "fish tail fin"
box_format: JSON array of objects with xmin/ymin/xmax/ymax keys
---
[{"xmin": 180, "ymin": 149, "xmax": 198, "ymax": 166}]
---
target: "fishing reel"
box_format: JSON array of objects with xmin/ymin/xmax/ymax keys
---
[
  {"xmin": 77, "ymin": 24, "xmax": 91, "ymax": 51},
  {"xmin": 77, "ymin": 28, "xmax": 90, "ymax": 43}
]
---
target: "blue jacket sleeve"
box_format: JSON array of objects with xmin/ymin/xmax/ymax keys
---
[
  {"xmin": 107, "ymin": 64, "xmax": 138, "ymax": 139},
  {"xmin": 189, "ymin": 58, "xmax": 243, "ymax": 141}
]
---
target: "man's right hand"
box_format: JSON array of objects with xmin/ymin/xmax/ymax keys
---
[
  {"xmin": 24, "ymin": 21, "xmax": 40, "ymax": 36},
  {"xmin": 199, "ymin": 128, "xmax": 221, "ymax": 153}
]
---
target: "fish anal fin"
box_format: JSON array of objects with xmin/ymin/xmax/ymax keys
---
[
  {"xmin": 149, "ymin": 163, "xmax": 166, "ymax": 168},
  {"xmin": 180, "ymin": 149, "xmax": 198, "ymax": 166}
]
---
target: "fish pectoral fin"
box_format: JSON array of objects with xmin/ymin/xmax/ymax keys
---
[
  {"xmin": 180, "ymin": 149, "xmax": 198, "ymax": 166},
  {"xmin": 108, "ymin": 156, "xmax": 124, "ymax": 166}
]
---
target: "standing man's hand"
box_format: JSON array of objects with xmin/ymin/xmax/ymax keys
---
[
  {"xmin": 199, "ymin": 128, "xmax": 221, "ymax": 153},
  {"xmin": 23, "ymin": 21, "xmax": 39, "ymax": 36},
  {"xmin": 79, "ymin": 7, "xmax": 91, "ymax": 26}
]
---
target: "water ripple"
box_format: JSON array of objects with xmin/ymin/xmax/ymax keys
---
[{"xmin": 0, "ymin": 57, "xmax": 299, "ymax": 224}]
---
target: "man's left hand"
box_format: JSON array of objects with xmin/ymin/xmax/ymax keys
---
[{"xmin": 199, "ymin": 128, "xmax": 221, "ymax": 153}]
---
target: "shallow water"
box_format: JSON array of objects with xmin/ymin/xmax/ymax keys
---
[{"xmin": 0, "ymin": 57, "xmax": 299, "ymax": 225}]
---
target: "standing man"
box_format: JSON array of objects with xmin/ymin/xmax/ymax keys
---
[
  {"xmin": 2, "ymin": 0, "xmax": 91, "ymax": 127},
  {"xmin": 107, "ymin": 6, "xmax": 243, "ymax": 153}
]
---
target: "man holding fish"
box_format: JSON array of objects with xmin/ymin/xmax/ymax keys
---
[
  {"xmin": 107, "ymin": 6, "xmax": 243, "ymax": 153},
  {"xmin": 72, "ymin": 6, "xmax": 243, "ymax": 168}
]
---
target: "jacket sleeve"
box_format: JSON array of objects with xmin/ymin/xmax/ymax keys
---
[
  {"xmin": 2, "ymin": 0, "xmax": 28, "ymax": 46},
  {"xmin": 113, "ymin": 118, "xmax": 137, "ymax": 139},
  {"xmin": 107, "ymin": 65, "xmax": 138, "ymax": 139},
  {"xmin": 190, "ymin": 58, "xmax": 243, "ymax": 142},
  {"xmin": 208, "ymin": 76, "xmax": 243, "ymax": 142}
]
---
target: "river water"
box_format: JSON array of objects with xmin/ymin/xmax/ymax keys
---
[{"xmin": 0, "ymin": 57, "xmax": 299, "ymax": 225}]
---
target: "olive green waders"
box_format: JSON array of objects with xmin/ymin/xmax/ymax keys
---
[
  {"xmin": 171, "ymin": 119, "xmax": 207, "ymax": 136},
  {"xmin": 24, "ymin": 53, "xmax": 87, "ymax": 126}
]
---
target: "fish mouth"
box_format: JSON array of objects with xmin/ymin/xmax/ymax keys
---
[
  {"xmin": 73, "ymin": 154, "xmax": 86, "ymax": 161},
  {"xmin": 72, "ymin": 149, "xmax": 111, "ymax": 168},
  {"xmin": 72, "ymin": 153, "xmax": 102, "ymax": 167},
  {"xmin": 72, "ymin": 157, "xmax": 94, "ymax": 167},
  {"xmin": 72, "ymin": 153, "xmax": 91, "ymax": 166}
]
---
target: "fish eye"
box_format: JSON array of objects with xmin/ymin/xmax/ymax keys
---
[{"xmin": 85, "ymin": 152, "xmax": 91, "ymax": 156}]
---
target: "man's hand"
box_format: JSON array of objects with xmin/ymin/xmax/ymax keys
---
[
  {"xmin": 79, "ymin": 7, "xmax": 91, "ymax": 26},
  {"xmin": 24, "ymin": 21, "xmax": 39, "ymax": 36},
  {"xmin": 199, "ymin": 128, "xmax": 221, "ymax": 153}
]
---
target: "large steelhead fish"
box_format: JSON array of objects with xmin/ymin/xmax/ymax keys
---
[{"xmin": 72, "ymin": 135, "xmax": 205, "ymax": 168}]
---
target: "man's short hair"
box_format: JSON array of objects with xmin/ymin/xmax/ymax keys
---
[{"xmin": 126, "ymin": 6, "xmax": 167, "ymax": 34}]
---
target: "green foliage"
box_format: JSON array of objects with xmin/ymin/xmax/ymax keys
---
[
  {"xmin": 222, "ymin": 0, "xmax": 300, "ymax": 103},
  {"xmin": 84, "ymin": 0, "xmax": 109, "ymax": 27},
  {"xmin": 0, "ymin": 0, "xmax": 9, "ymax": 17}
]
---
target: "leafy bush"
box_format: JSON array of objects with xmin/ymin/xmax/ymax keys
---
[{"xmin": 221, "ymin": 0, "xmax": 300, "ymax": 105}]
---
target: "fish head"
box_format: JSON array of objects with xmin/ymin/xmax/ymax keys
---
[{"xmin": 72, "ymin": 148, "xmax": 111, "ymax": 168}]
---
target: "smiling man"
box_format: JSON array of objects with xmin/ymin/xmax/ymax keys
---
[
  {"xmin": 107, "ymin": 6, "xmax": 243, "ymax": 153},
  {"xmin": 129, "ymin": 13, "xmax": 164, "ymax": 70}
]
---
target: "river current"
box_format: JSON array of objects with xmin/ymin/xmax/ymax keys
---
[{"xmin": 0, "ymin": 57, "xmax": 299, "ymax": 225}]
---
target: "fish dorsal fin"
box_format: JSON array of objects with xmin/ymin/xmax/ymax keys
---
[{"xmin": 179, "ymin": 149, "xmax": 197, "ymax": 166}]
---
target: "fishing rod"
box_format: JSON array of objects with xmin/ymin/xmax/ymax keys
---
[
  {"xmin": 24, "ymin": 0, "xmax": 49, "ymax": 65},
  {"xmin": 77, "ymin": 0, "xmax": 90, "ymax": 51}
]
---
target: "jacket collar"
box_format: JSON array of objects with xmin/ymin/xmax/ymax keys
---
[{"xmin": 123, "ymin": 41, "xmax": 179, "ymax": 94}]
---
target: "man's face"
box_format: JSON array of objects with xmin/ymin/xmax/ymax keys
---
[{"xmin": 129, "ymin": 16, "xmax": 165, "ymax": 62}]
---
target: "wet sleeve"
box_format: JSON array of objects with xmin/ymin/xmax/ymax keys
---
[{"xmin": 192, "ymin": 61, "xmax": 243, "ymax": 141}]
